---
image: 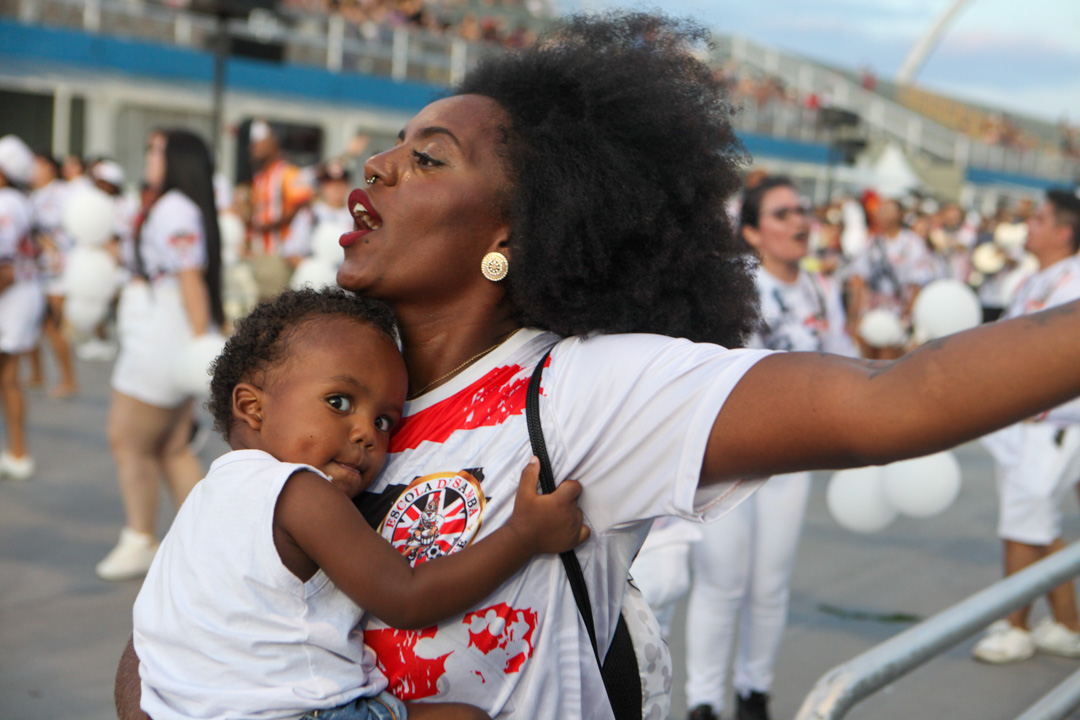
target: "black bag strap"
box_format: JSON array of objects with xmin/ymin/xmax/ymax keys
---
[{"xmin": 526, "ymin": 347, "xmax": 642, "ymax": 719}]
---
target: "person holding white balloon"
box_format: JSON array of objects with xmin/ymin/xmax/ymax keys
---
[
  {"xmin": 0, "ymin": 135, "xmax": 46, "ymax": 480},
  {"xmin": 683, "ymin": 176, "xmax": 856, "ymax": 720},
  {"xmin": 973, "ymin": 188, "xmax": 1080, "ymax": 664},
  {"xmin": 847, "ymin": 198, "xmax": 936, "ymax": 360},
  {"xmin": 97, "ymin": 129, "xmax": 224, "ymax": 581}
]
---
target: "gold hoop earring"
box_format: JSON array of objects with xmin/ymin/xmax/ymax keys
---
[{"xmin": 481, "ymin": 252, "xmax": 509, "ymax": 282}]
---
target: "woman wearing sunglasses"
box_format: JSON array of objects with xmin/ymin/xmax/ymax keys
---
[{"xmin": 683, "ymin": 176, "xmax": 856, "ymax": 720}]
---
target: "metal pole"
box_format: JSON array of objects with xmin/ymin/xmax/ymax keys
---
[
  {"xmin": 794, "ymin": 541, "xmax": 1080, "ymax": 720},
  {"xmin": 1014, "ymin": 669, "xmax": 1080, "ymax": 720},
  {"xmin": 210, "ymin": 15, "xmax": 228, "ymax": 166}
]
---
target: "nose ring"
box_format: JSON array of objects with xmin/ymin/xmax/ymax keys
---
[{"xmin": 366, "ymin": 176, "xmax": 377, "ymax": 185}]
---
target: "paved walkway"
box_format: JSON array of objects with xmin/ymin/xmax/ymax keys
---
[{"xmin": 2, "ymin": 353, "xmax": 1080, "ymax": 719}]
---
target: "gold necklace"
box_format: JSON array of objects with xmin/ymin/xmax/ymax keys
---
[{"xmin": 407, "ymin": 329, "xmax": 522, "ymax": 401}]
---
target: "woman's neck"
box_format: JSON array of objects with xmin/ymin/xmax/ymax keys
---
[
  {"xmin": 394, "ymin": 301, "xmax": 522, "ymax": 398},
  {"xmin": 761, "ymin": 255, "xmax": 801, "ymax": 284}
]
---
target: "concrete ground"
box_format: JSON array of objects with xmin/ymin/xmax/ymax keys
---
[{"xmin": 3, "ymin": 352, "xmax": 1080, "ymax": 719}]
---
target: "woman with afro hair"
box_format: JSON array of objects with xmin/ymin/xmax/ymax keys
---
[{"xmin": 118, "ymin": 12, "xmax": 1080, "ymax": 720}]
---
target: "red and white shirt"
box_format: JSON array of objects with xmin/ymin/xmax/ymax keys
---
[
  {"xmin": 357, "ymin": 328, "xmax": 770, "ymax": 719},
  {"xmin": 0, "ymin": 186, "xmax": 38, "ymax": 283},
  {"xmin": 131, "ymin": 190, "xmax": 207, "ymax": 279}
]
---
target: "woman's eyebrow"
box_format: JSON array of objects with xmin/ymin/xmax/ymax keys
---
[{"xmin": 398, "ymin": 126, "xmax": 462, "ymax": 148}]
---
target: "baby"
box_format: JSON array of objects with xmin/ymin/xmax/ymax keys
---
[{"xmin": 132, "ymin": 288, "xmax": 589, "ymax": 720}]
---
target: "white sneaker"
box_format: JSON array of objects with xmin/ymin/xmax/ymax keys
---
[
  {"xmin": 972, "ymin": 620, "xmax": 1036, "ymax": 663},
  {"xmin": 95, "ymin": 527, "xmax": 159, "ymax": 581},
  {"xmin": 1033, "ymin": 618, "xmax": 1080, "ymax": 658},
  {"xmin": 0, "ymin": 451, "xmax": 35, "ymax": 481}
]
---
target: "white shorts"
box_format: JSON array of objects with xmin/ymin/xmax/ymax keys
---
[
  {"xmin": 111, "ymin": 279, "xmax": 194, "ymax": 408},
  {"xmin": 0, "ymin": 280, "xmax": 45, "ymax": 355},
  {"xmin": 996, "ymin": 424, "xmax": 1080, "ymax": 545}
]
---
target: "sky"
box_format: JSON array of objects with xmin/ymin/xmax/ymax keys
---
[{"xmin": 558, "ymin": 0, "xmax": 1080, "ymax": 124}]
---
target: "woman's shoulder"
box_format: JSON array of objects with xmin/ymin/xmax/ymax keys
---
[{"xmin": 152, "ymin": 189, "xmax": 201, "ymax": 218}]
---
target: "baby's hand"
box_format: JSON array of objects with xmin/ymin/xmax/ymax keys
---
[{"xmin": 506, "ymin": 457, "xmax": 590, "ymax": 555}]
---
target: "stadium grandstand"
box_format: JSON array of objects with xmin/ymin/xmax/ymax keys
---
[{"xmin": 0, "ymin": 0, "xmax": 1076, "ymax": 208}]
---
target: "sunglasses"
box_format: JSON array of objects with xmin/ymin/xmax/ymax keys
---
[{"xmin": 767, "ymin": 206, "xmax": 810, "ymax": 221}]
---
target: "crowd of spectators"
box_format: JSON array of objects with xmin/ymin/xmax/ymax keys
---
[{"xmin": 279, "ymin": 0, "xmax": 550, "ymax": 48}]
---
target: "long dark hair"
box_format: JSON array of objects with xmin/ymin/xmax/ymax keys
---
[
  {"xmin": 144, "ymin": 129, "xmax": 225, "ymax": 327},
  {"xmin": 456, "ymin": 12, "xmax": 759, "ymax": 347}
]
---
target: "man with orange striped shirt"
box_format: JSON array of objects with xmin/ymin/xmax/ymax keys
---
[{"xmin": 248, "ymin": 120, "xmax": 313, "ymax": 299}]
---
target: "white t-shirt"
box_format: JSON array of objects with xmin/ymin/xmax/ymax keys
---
[
  {"xmin": 134, "ymin": 450, "xmax": 386, "ymax": 720},
  {"xmin": 130, "ymin": 189, "xmax": 207, "ymax": 278},
  {"xmin": 0, "ymin": 187, "xmax": 38, "ymax": 282},
  {"xmin": 283, "ymin": 200, "xmax": 353, "ymax": 259},
  {"xmin": 1004, "ymin": 254, "xmax": 1080, "ymax": 427},
  {"xmin": 356, "ymin": 329, "xmax": 771, "ymax": 719},
  {"xmin": 848, "ymin": 229, "xmax": 935, "ymax": 314},
  {"xmin": 749, "ymin": 266, "xmax": 856, "ymax": 356},
  {"xmin": 983, "ymin": 255, "xmax": 1080, "ymax": 464}
]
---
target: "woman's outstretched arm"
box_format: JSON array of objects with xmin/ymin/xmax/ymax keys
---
[{"xmin": 703, "ymin": 300, "xmax": 1080, "ymax": 483}]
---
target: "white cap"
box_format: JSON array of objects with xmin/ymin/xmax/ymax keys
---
[
  {"xmin": 0, "ymin": 135, "xmax": 34, "ymax": 186},
  {"xmin": 91, "ymin": 159, "xmax": 125, "ymax": 188},
  {"xmin": 249, "ymin": 120, "xmax": 272, "ymax": 144}
]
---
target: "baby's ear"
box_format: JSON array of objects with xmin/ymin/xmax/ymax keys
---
[{"xmin": 233, "ymin": 383, "xmax": 264, "ymax": 431}]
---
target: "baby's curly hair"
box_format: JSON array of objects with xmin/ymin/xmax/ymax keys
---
[
  {"xmin": 207, "ymin": 288, "xmax": 398, "ymax": 442},
  {"xmin": 457, "ymin": 11, "xmax": 760, "ymax": 347}
]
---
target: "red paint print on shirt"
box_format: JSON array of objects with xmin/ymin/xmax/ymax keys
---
[
  {"xmin": 366, "ymin": 626, "xmax": 451, "ymax": 700},
  {"xmin": 391, "ymin": 364, "xmax": 533, "ymax": 452},
  {"xmin": 464, "ymin": 603, "xmax": 538, "ymax": 674}
]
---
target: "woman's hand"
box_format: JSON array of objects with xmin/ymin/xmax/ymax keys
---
[{"xmin": 504, "ymin": 457, "xmax": 590, "ymax": 555}]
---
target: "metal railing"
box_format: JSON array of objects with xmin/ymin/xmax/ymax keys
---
[
  {"xmin": 3, "ymin": 0, "xmax": 1077, "ymax": 182},
  {"xmin": 793, "ymin": 541, "xmax": 1080, "ymax": 720},
  {"xmin": 714, "ymin": 34, "xmax": 1079, "ymax": 182},
  {"xmin": 1, "ymin": 0, "xmax": 504, "ymax": 86}
]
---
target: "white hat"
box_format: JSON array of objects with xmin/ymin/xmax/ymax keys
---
[
  {"xmin": 249, "ymin": 120, "xmax": 272, "ymax": 144},
  {"xmin": 0, "ymin": 135, "xmax": 34, "ymax": 186},
  {"xmin": 91, "ymin": 159, "xmax": 126, "ymax": 188}
]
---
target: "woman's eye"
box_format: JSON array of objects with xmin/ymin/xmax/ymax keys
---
[
  {"xmin": 412, "ymin": 150, "xmax": 442, "ymax": 167},
  {"xmin": 327, "ymin": 395, "xmax": 352, "ymax": 412},
  {"xmin": 375, "ymin": 416, "xmax": 392, "ymax": 432}
]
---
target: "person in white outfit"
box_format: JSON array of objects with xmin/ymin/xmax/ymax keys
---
[
  {"xmin": 973, "ymin": 189, "xmax": 1080, "ymax": 664},
  {"xmin": 684, "ymin": 177, "xmax": 856, "ymax": 720},
  {"xmin": 0, "ymin": 135, "xmax": 46, "ymax": 480},
  {"xmin": 96, "ymin": 129, "xmax": 224, "ymax": 581},
  {"xmin": 847, "ymin": 198, "xmax": 936, "ymax": 359},
  {"xmin": 27, "ymin": 150, "xmax": 78, "ymax": 396},
  {"xmin": 135, "ymin": 287, "xmax": 588, "ymax": 720}
]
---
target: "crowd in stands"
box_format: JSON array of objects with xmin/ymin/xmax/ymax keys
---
[{"xmin": 278, "ymin": 0, "xmax": 549, "ymax": 48}]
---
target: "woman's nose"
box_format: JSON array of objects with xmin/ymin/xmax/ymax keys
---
[{"xmin": 363, "ymin": 148, "xmax": 398, "ymax": 187}]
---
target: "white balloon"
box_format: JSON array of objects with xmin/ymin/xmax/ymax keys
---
[
  {"xmin": 61, "ymin": 186, "xmax": 116, "ymax": 246},
  {"xmin": 218, "ymin": 211, "xmax": 246, "ymax": 268},
  {"xmin": 290, "ymin": 258, "xmax": 339, "ymax": 290},
  {"xmin": 826, "ymin": 466, "xmax": 898, "ymax": 534},
  {"xmin": 858, "ymin": 309, "xmax": 906, "ymax": 348},
  {"xmin": 911, "ymin": 279, "xmax": 981, "ymax": 342},
  {"xmin": 63, "ymin": 246, "xmax": 118, "ymax": 301},
  {"xmin": 65, "ymin": 297, "xmax": 110, "ymax": 335},
  {"xmin": 310, "ymin": 221, "xmax": 350, "ymax": 267},
  {"xmin": 882, "ymin": 451, "xmax": 962, "ymax": 518},
  {"xmin": 175, "ymin": 333, "xmax": 227, "ymax": 398}
]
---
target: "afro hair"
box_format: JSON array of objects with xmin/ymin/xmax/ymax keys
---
[{"xmin": 457, "ymin": 11, "xmax": 760, "ymax": 347}]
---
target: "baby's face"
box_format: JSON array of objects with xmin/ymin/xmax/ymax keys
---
[{"xmin": 257, "ymin": 317, "xmax": 407, "ymax": 497}]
